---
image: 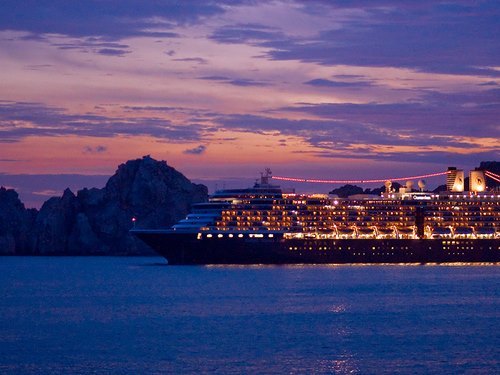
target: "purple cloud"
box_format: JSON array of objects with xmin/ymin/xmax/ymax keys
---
[
  {"xmin": 49, "ymin": 38, "xmax": 131, "ymax": 56},
  {"xmin": 172, "ymin": 57, "xmax": 208, "ymax": 64},
  {"xmin": 210, "ymin": 23, "xmax": 284, "ymax": 44},
  {"xmin": 210, "ymin": 2, "xmax": 500, "ymax": 77},
  {"xmin": 199, "ymin": 76, "xmax": 268, "ymax": 87},
  {"xmin": 83, "ymin": 145, "xmax": 107, "ymax": 154},
  {"xmin": 304, "ymin": 78, "xmax": 374, "ymax": 88},
  {"xmin": 0, "ymin": 101, "xmax": 209, "ymax": 142},
  {"xmin": 97, "ymin": 48, "xmax": 130, "ymax": 57},
  {"xmin": 0, "ymin": 1, "xmax": 250, "ymax": 40},
  {"xmin": 214, "ymin": 86, "xmax": 499, "ymax": 163},
  {"xmin": 183, "ymin": 145, "xmax": 207, "ymax": 155},
  {"xmin": 282, "ymin": 89, "xmax": 500, "ymax": 138},
  {"xmin": 23, "ymin": 64, "xmax": 53, "ymax": 70},
  {"xmin": 478, "ymin": 81, "xmax": 499, "ymax": 87}
]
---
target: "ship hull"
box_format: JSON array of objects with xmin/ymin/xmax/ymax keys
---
[{"xmin": 132, "ymin": 230, "xmax": 499, "ymax": 265}]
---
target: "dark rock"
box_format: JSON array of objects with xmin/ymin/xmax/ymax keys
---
[
  {"xmin": 0, "ymin": 187, "xmax": 36, "ymax": 254},
  {"xmin": 67, "ymin": 213, "xmax": 103, "ymax": 254},
  {"xmin": 29, "ymin": 156, "xmax": 208, "ymax": 255},
  {"xmin": 479, "ymin": 161, "xmax": 500, "ymax": 188},
  {"xmin": 479, "ymin": 161, "xmax": 500, "ymax": 174},
  {"xmin": 329, "ymin": 184, "xmax": 364, "ymax": 198},
  {"xmin": 330, "ymin": 183, "xmax": 402, "ymax": 197},
  {"xmin": 433, "ymin": 184, "xmax": 447, "ymax": 193},
  {"xmin": 32, "ymin": 188, "xmax": 79, "ymax": 254}
]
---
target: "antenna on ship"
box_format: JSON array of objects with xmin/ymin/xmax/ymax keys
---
[{"xmin": 260, "ymin": 168, "xmax": 272, "ymax": 185}]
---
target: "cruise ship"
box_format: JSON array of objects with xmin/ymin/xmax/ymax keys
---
[{"xmin": 131, "ymin": 168, "xmax": 500, "ymax": 264}]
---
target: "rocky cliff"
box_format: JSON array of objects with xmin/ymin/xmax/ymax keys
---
[
  {"xmin": 480, "ymin": 161, "xmax": 500, "ymax": 188},
  {"xmin": 0, "ymin": 187, "xmax": 37, "ymax": 255},
  {"xmin": 329, "ymin": 183, "xmax": 401, "ymax": 197},
  {"xmin": 1, "ymin": 156, "xmax": 208, "ymax": 255}
]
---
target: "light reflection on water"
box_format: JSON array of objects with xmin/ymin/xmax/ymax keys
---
[{"xmin": 0, "ymin": 257, "xmax": 499, "ymax": 374}]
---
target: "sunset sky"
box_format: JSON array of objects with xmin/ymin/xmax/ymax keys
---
[{"xmin": 1, "ymin": 0, "xmax": 499, "ymax": 207}]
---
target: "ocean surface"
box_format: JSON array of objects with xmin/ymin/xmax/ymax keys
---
[{"xmin": 0, "ymin": 257, "xmax": 499, "ymax": 374}]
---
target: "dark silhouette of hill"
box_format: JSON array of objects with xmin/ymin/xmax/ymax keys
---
[
  {"xmin": 329, "ymin": 182, "xmax": 401, "ymax": 197},
  {"xmin": 0, "ymin": 156, "xmax": 207, "ymax": 255},
  {"xmin": 480, "ymin": 161, "xmax": 500, "ymax": 188}
]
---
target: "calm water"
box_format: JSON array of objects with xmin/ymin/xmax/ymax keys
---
[{"xmin": 0, "ymin": 258, "xmax": 499, "ymax": 374}]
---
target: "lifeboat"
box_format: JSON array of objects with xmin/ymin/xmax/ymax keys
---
[
  {"xmin": 357, "ymin": 227, "xmax": 377, "ymax": 239},
  {"xmin": 453, "ymin": 226, "xmax": 475, "ymax": 238},
  {"xmin": 430, "ymin": 227, "xmax": 453, "ymax": 239},
  {"xmin": 377, "ymin": 227, "xmax": 396, "ymax": 239},
  {"xmin": 397, "ymin": 227, "xmax": 417, "ymax": 239},
  {"xmin": 475, "ymin": 227, "xmax": 496, "ymax": 239},
  {"xmin": 337, "ymin": 227, "xmax": 356, "ymax": 239}
]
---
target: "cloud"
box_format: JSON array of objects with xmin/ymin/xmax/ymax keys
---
[
  {"xmin": 209, "ymin": 2, "xmax": 500, "ymax": 77},
  {"xmin": 83, "ymin": 145, "xmax": 107, "ymax": 154},
  {"xmin": 172, "ymin": 57, "xmax": 208, "ymax": 64},
  {"xmin": 304, "ymin": 78, "xmax": 374, "ymax": 88},
  {"xmin": 218, "ymin": 114, "xmax": 461, "ymax": 149},
  {"xmin": 32, "ymin": 189, "xmax": 63, "ymax": 197},
  {"xmin": 48, "ymin": 37, "xmax": 131, "ymax": 56},
  {"xmin": 183, "ymin": 145, "xmax": 207, "ymax": 155},
  {"xmin": 199, "ymin": 75, "xmax": 268, "ymax": 87},
  {"xmin": 209, "ymin": 23, "xmax": 285, "ymax": 45},
  {"xmin": 121, "ymin": 105, "xmax": 219, "ymax": 119},
  {"xmin": 478, "ymin": 81, "xmax": 499, "ymax": 87},
  {"xmin": 0, "ymin": 1, "xmax": 250, "ymax": 40},
  {"xmin": 282, "ymin": 89, "xmax": 500, "ymax": 139},
  {"xmin": 97, "ymin": 48, "xmax": 130, "ymax": 57},
  {"xmin": 4, "ymin": 1, "xmax": 498, "ymax": 77},
  {"xmin": 24, "ymin": 64, "xmax": 53, "ymax": 70},
  {"xmin": 214, "ymin": 87, "xmax": 500, "ymax": 162},
  {"xmin": 123, "ymin": 105, "xmax": 185, "ymax": 112},
  {"xmin": 0, "ymin": 101, "xmax": 208, "ymax": 142},
  {"xmin": 308, "ymin": 149, "xmax": 500, "ymax": 165}
]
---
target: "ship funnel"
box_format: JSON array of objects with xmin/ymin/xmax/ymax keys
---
[
  {"xmin": 470, "ymin": 170, "xmax": 486, "ymax": 192},
  {"xmin": 447, "ymin": 167, "xmax": 464, "ymax": 192}
]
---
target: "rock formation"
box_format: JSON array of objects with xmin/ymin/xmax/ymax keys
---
[
  {"xmin": 329, "ymin": 182, "xmax": 402, "ymax": 197},
  {"xmin": 0, "ymin": 187, "xmax": 36, "ymax": 254},
  {"xmin": 33, "ymin": 188, "xmax": 79, "ymax": 254},
  {"xmin": 69, "ymin": 155, "xmax": 207, "ymax": 255},
  {"xmin": 1, "ymin": 156, "xmax": 208, "ymax": 255},
  {"xmin": 480, "ymin": 161, "xmax": 500, "ymax": 188}
]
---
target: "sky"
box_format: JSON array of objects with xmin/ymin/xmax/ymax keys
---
[{"xmin": 0, "ymin": 0, "xmax": 499, "ymax": 207}]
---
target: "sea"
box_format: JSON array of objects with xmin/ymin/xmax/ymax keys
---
[{"xmin": 0, "ymin": 257, "xmax": 498, "ymax": 374}]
